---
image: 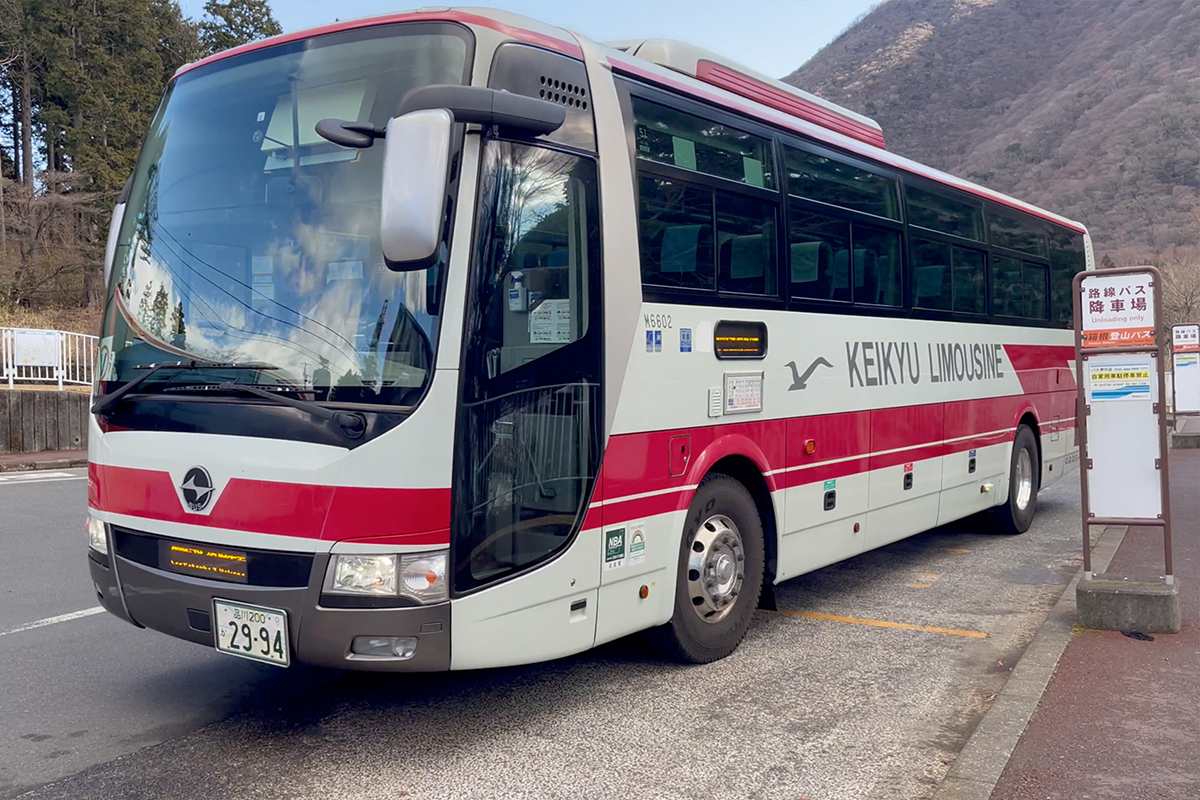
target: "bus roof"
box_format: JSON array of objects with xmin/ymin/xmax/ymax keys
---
[
  {"xmin": 171, "ymin": 6, "xmax": 1086, "ymax": 235},
  {"xmin": 606, "ymin": 38, "xmax": 886, "ymax": 150}
]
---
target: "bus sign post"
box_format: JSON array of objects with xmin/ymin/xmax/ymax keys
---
[
  {"xmin": 1073, "ymin": 265, "xmax": 1180, "ymax": 632},
  {"xmin": 1171, "ymin": 323, "xmax": 1200, "ymax": 415}
]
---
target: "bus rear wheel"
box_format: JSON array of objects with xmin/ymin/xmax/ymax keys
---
[
  {"xmin": 650, "ymin": 474, "xmax": 765, "ymax": 663},
  {"xmin": 992, "ymin": 425, "xmax": 1039, "ymax": 534}
]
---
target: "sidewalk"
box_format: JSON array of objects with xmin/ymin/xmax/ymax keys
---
[
  {"xmin": 990, "ymin": 449, "xmax": 1199, "ymax": 800},
  {"xmin": 0, "ymin": 449, "xmax": 87, "ymax": 472}
]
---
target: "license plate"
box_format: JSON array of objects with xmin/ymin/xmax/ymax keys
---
[{"xmin": 213, "ymin": 600, "xmax": 290, "ymax": 667}]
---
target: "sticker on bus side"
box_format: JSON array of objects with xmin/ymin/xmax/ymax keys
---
[
  {"xmin": 605, "ymin": 528, "xmax": 626, "ymax": 569},
  {"xmin": 629, "ymin": 521, "xmax": 647, "ymax": 565}
]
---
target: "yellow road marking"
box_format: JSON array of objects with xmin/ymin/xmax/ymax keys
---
[
  {"xmin": 948, "ymin": 548, "xmax": 970, "ymax": 554},
  {"xmin": 907, "ymin": 583, "xmax": 933, "ymax": 588},
  {"xmin": 776, "ymin": 609, "xmax": 988, "ymax": 639},
  {"xmin": 920, "ymin": 573, "xmax": 940, "ymax": 580}
]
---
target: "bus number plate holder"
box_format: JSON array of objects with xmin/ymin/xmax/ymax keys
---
[{"xmin": 213, "ymin": 599, "xmax": 291, "ymax": 668}]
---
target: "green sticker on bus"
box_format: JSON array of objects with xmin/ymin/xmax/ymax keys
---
[
  {"xmin": 605, "ymin": 528, "xmax": 626, "ymax": 563},
  {"xmin": 824, "ymin": 479, "xmax": 836, "ymax": 491}
]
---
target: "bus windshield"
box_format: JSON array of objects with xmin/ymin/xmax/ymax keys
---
[{"xmin": 99, "ymin": 23, "xmax": 471, "ymax": 406}]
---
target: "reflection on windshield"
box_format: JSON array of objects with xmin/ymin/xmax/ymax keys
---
[{"xmin": 99, "ymin": 24, "xmax": 470, "ymax": 406}]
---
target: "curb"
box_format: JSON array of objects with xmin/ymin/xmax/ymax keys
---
[
  {"xmin": 931, "ymin": 525, "xmax": 1129, "ymax": 800},
  {"xmin": 0, "ymin": 457, "xmax": 88, "ymax": 473}
]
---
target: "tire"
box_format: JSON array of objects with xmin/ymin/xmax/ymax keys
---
[
  {"xmin": 991, "ymin": 425, "xmax": 1040, "ymax": 534},
  {"xmin": 649, "ymin": 474, "xmax": 766, "ymax": 663}
]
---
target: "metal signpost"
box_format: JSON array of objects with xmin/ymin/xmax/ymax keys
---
[
  {"xmin": 1073, "ymin": 266, "xmax": 1173, "ymax": 584},
  {"xmin": 1172, "ymin": 323, "xmax": 1200, "ymax": 416}
]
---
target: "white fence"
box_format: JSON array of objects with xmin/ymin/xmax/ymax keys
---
[{"xmin": 1, "ymin": 327, "xmax": 98, "ymax": 390}]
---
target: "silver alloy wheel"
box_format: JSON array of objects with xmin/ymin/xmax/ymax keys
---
[
  {"xmin": 686, "ymin": 514, "xmax": 746, "ymax": 623},
  {"xmin": 1015, "ymin": 447, "xmax": 1034, "ymax": 511}
]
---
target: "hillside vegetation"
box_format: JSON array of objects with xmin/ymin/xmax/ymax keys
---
[{"xmin": 784, "ymin": 0, "xmax": 1199, "ymax": 270}]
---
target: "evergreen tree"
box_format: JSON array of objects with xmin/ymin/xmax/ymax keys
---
[{"xmin": 199, "ymin": 0, "xmax": 281, "ymax": 55}]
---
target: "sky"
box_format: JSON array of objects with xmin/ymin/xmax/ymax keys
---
[{"xmin": 178, "ymin": 0, "xmax": 882, "ymax": 80}]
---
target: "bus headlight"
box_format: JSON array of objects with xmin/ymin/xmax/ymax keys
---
[
  {"xmin": 323, "ymin": 551, "xmax": 448, "ymax": 603},
  {"xmin": 86, "ymin": 515, "xmax": 108, "ymax": 554},
  {"xmin": 325, "ymin": 555, "xmax": 397, "ymax": 596}
]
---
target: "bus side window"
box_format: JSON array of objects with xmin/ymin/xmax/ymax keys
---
[
  {"xmin": 788, "ymin": 208, "xmax": 849, "ymax": 302},
  {"xmin": 912, "ymin": 239, "xmax": 952, "ymax": 310},
  {"xmin": 716, "ymin": 191, "xmax": 776, "ymax": 295},
  {"xmin": 852, "ymin": 224, "xmax": 901, "ymax": 306},
  {"xmin": 638, "ymin": 176, "xmax": 715, "ymax": 290},
  {"xmin": 951, "ymin": 247, "xmax": 986, "ymax": 314},
  {"xmin": 992, "ymin": 256, "xmax": 1024, "ymax": 317}
]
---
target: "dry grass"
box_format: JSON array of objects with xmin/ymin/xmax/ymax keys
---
[{"xmin": 0, "ymin": 306, "xmax": 103, "ymax": 336}]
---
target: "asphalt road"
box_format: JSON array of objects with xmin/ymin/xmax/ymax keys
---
[{"xmin": 1, "ymin": 467, "xmax": 1086, "ymax": 800}]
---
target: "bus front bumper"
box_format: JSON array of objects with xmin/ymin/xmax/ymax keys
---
[{"xmin": 87, "ymin": 549, "xmax": 451, "ymax": 672}]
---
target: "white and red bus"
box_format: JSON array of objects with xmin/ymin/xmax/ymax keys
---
[{"xmin": 86, "ymin": 8, "xmax": 1088, "ymax": 670}]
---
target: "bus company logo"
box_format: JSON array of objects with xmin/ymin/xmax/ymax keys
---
[
  {"xmin": 785, "ymin": 357, "xmax": 834, "ymax": 391},
  {"xmin": 180, "ymin": 467, "xmax": 215, "ymax": 512}
]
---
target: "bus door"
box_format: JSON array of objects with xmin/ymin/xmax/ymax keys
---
[{"xmin": 449, "ymin": 138, "xmax": 605, "ymax": 669}]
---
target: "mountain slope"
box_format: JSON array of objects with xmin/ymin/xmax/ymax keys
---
[{"xmin": 783, "ymin": 0, "xmax": 1200, "ymax": 261}]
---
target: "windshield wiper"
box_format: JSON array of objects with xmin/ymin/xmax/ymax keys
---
[
  {"xmin": 204, "ymin": 382, "xmax": 366, "ymax": 438},
  {"xmin": 90, "ymin": 360, "xmax": 280, "ymax": 416}
]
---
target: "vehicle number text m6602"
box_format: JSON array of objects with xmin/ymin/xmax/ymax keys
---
[{"xmin": 644, "ymin": 313, "xmax": 672, "ymax": 329}]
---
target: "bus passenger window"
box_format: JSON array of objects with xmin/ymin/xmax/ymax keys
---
[
  {"xmin": 788, "ymin": 209, "xmax": 850, "ymax": 302},
  {"xmin": 991, "ymin": 256, "xmax": 1024, "ymax": 317},
  {"xmin": 1024, "ymin": 263, "xmax": 1049, "ymax": 320},
  {"xmin": 951, "ymin": 247, "xmax": 986, "ymax": 314},
  {"xmin": 852, "ymin": 224, "xmax": 901, "ymax": 306},
  {"xmin": 717, "ymin": 191, "xmax": 776, "ymax": 295},
  {"xmin": 638, "ymin": 176, "xmax": 715, "ymax": 290},
  {"xmin": 912, "ymin": 239, "xmax": 952, "ymax": 310}
]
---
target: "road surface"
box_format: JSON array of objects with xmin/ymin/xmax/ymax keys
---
[{"xmin": 1, "ymin": 467, "xmax": 1086, "ymax": 799}]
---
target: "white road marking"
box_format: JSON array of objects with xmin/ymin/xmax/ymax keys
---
[
  {"xmin": 0, "ymin": 607, "xmax": 105, "ymax": 637},
  {"xmin": 0, "ymin": 471, "xmax": 86, "ymax": 486}
]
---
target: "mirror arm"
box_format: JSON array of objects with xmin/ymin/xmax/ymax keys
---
[
  {"xmin": 397, "ymin": 85, "xmax": 565, "ymax": 136},
  {"xmin": 315, "ymin": 119, "xmax": 386, "ymax": 148}
]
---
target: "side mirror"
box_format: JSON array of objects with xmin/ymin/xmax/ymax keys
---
[
  {"xmin": 379, "ymin": 108, "xmax": 454, "ymax": 268},
  {"xmin": 376, "ymin": 85, "xmax": 567, "ymax": 270},
  {"xmin": 103, "ymin": 175, "xmax": 134, "ymax": 287}
]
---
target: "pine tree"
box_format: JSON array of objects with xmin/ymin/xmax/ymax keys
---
[{"xmin": 199, "ymin": 0, "xmax": 282, "ymax": 55}]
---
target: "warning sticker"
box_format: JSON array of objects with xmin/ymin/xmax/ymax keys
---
[{"xmin": 1087, "ymin": 361, "xmax": 1152, "ymax": 401}]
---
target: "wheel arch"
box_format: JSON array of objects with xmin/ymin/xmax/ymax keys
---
[{"xmin": 702, "ymin": 454, "xmax": 778, "ymax": 604}]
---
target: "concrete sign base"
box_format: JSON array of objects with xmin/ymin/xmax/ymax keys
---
[{"xmin": 1076, "ymin": 573, "xmax": 1181, "ymax": 633}]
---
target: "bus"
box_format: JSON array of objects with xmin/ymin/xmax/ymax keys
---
[{"xmin": 86, "ymin": 7, "xmax": 1089, "ymax": 671}]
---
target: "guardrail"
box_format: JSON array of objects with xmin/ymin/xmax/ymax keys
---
[{"xmin": 1, "ymin": 327, "xmax": 98, "ymax": 390}]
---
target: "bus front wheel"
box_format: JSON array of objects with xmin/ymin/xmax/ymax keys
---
[
  {"xmin": 992, "ymin": 425, "xmax": 1039, "ymax": 535},
  {"xmin": 650, "ymin": 473, "xmax": 765, "ymax": 663}
]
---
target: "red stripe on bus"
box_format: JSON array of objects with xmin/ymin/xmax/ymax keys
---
[
  {"xmin": 1003, "ymin": 344, "xmax": 1076, "ymax": 395},
  {"xmin": 90, "ymin": 463, "xmax": 450, "ymax": 543},
  {"xmin": 173, "ymin": 10, "xmax": 583, "ymax": 78},
  {"xmin": 695, "ymin": 60, "xmax": 886, "ymax": 149}
]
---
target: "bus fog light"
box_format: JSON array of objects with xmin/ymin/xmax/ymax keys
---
[
  {"xmin": 351, "ymin": 636, "xmax": 417, "ymax": 659},
  {"xmin": 325, "ymin": 555, "xmax": 397, "ymax": 596},
  {"xmin": 399, "ymin": 552, "xmax": 447, "ymax": 604},
  {"xmin": 86, "ymin": 515, "xmax": 108, "ymax": 554}
]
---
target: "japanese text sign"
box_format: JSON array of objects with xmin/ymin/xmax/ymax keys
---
[
  {"xmin": 1172, "ymin": 324, "xmax": 1199, "ymax": 354},
  {"xmin": 1080, "ymin": 271, "xmax": 1155, "ymax": 349}
]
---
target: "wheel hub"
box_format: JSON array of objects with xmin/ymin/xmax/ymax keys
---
[
  {"xmin": 1015, "ymin": 447, "xmax": 1034, "ymax": 510},
  {"xmin": 686, "ymin": 514, "xmax": 746, "ymax": 624}
]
